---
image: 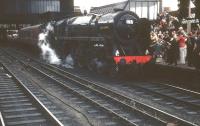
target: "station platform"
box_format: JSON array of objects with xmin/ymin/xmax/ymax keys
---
[
  {"xmin": 157, "ymin": 62, "xmax": 198, "ymax": 72},
  {"xmin": 154, "ymin": 57, "xmax": 200, "ymax": 73},
  {"xmin": 144, "ymin": 60, "xmax": 200, "ymax": 92}
]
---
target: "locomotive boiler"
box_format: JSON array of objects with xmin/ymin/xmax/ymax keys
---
[{"xmin": 19, "ymin": 10, "xmax": 152, "ymax": 76}]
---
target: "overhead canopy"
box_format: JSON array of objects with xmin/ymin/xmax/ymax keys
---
[{"xmin": 0, "ymin": 0, "xmax": 74, "ymax": 24}]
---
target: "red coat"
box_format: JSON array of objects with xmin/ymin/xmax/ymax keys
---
[{"xmin": 178, "ymin": 35, "xmax": 186, "ymax": 48}]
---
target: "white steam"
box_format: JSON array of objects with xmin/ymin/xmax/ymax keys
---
[
  {"xmin": 38, "ymin": 23, "xmax": 61, "ymax": 65},
  {"xmin": 46, "ymin": 23, "xmax": 54, "ymax": 32},
  {"xmin": 62, "ymin": 54, "xmax": 74, "ymax": 68}
]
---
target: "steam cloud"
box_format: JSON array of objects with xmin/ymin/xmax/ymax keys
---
[
  {"xmin": 62, "ymin": 54, "xmax": 74, "ymax": 69},
  {"xmin": 38, "ymin": 22, "xmax": 74, "ymax": 68},
  {"xmin": 38, "ymin": 23, "xmax": 61, "ymax": 65}
]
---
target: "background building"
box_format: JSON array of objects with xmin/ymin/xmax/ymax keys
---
[
  {"xmin": 0, "ymin": 0, "xmax": 74, "ymax": 25},
  {"xmin": 90, "ymin": 0, "xmax": 162, "ymax": 20}
]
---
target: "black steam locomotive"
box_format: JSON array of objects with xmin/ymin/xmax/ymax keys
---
[{"xmin": 19, "ymin": 10, "xmax": 152, "ymax": 75}]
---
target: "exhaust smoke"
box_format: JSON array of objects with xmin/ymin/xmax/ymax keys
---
[
  {"xmin": 62, "ymin": 54, "xmax": 74, "ymax": 68},
  {"xmin": 38, "ymin": 23, "xmax": 61, "ymax": 65},
  {"xmin": 38, "ymin": 22, "xmax": 74, "ymax": 69}
]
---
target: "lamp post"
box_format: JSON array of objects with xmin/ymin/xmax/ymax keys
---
[
  {"xmin": 187, "ymin": 0, "xmax": 191, "ymax": 33},
  {"xmin": 159, "ymin": 0, "xmax": 163, "ymax": 13}
]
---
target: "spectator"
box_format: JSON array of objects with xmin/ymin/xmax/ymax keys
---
[
  {"xmin": 150, "ymin": 11, "xmax": 200, "ymax": 68},
  {"xmin": 149, "ymin": 32, "xmax": 159, "ymax": 55},
  {"xmin": 177, "ymin": 31, "xmax": 187, "ymax": 64},
  {"xmin": 178, "ymin": 27, "xmax": 188, "ymax": 37},
  {"xmin": 193, "ymin": 31, "xmax": 200, "ymax": 69},
  {"xmin": 187, "ymin": 32, "xmax": 196, "ymax": 66},
  {"xmin": 162, "ymin": 31, "xmax": 171, "ymax": 62},
  {"xmin": 168, "ymin": 31, "xmax": 179, "ymax": 65}
]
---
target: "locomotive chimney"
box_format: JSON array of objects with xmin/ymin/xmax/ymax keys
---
[{"xmin": 113, "ymin": 8, "xmax": 123, "ymax": 12}]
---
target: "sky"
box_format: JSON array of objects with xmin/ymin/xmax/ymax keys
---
[
  {"xmin": 163, "ymin": 0, "xmax": 178, "ymax": 11},
  {"xmin": 74, "ymin": 0, "xmax": 180, "ymax": 13}
]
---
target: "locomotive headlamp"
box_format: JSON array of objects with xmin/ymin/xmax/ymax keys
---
[{"xmin": 115, "ymin": 50, "xmax": 120, "ymax": 56}]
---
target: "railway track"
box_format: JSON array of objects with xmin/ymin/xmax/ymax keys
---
[
  {"xmin": 0, "ymin": 50, "xmax": 90, "ymax": 126},
  {"xmin": 4, "ymin": 49, "xmax": 199, "ymax": 125},
  {"xmin": 0, "ymin": 111, "xmax": 5, "ymax": 126},
  {"xmin": 132, "ymin": 81, "xmax": 200, "ymax": 109},
  {"xmin": 138, "ymin": 81, "xmax": 200, "ymax": 108},
  {"xmin": 61, "ymin": 65, "xmax": 200, "ymax": 125},
  {"xmin": 2, "ymin": 52, "xmax": 170, "ymax": 125},
  {"xmin": 0, "ymin": 62, "xmax": 63, "ymax": 126}
]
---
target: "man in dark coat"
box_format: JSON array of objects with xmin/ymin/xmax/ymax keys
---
[
  {"xmin": 187, "ymin": 32, "xmax": 196, "ymax": 66},
  {"xmin": 193, "ymin": 31, "xmax": 200, "ymax": 69},
  {"xmin": 168, "ymin": 31, "xmax": 179, "ymax": 65}
]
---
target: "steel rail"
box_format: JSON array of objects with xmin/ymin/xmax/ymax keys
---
[
  {"xmin": 6, "ymin": 50, "xmax": 166, "ymax": 125},
  {"xmin": 0, "ymin": 112, "xmax": 5, "ymax": 126},
  {"xmin": 147, "ymin": 81, "xmax": 200, "ymax": 95},
  {"xmin": 21, "ymin": 60, "xmax": 142, "ymax": 126},
  {"xmin": 6, "ymin": 48, "xmax": 199, "ymax": 126},
  {"xmin": 9, "ymin": 53, "xmax": 188, "ymax": 126},
  {"xmin": 0, "ymin": 62, "xmax": 64, "ymax": 126},
  {"xmin": 133, "ymin": 81, "xmax": 200, "ymax": 108},
  {"xmin": 10, "ymin": 48, "xmax": 200, "ymax": 97},
  {"xmin": 125, "ymin": 82, "xmax": 200, "ymax": 109},
  {"xmin": 39, "ymin": 62, "xmax": 198, "ymax": 126},
  {"xmin": 2, "ymin": 50, "xmax": 138, "ymax": 125}
]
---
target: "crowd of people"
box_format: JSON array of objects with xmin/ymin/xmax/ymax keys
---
[{"xmin": 149, "ymin": 11, "xmax": 200, "ymax": 69}]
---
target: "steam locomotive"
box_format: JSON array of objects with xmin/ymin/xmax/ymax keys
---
[{"xmin": 19, "ymin": 10, "xmax": 152, "ymax": 76}]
